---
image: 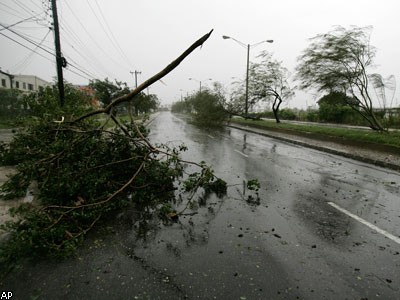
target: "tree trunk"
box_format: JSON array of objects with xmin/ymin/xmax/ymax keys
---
[{"xmin": 272, "ymin": 95, "xmax": 282, "ymax": 123}]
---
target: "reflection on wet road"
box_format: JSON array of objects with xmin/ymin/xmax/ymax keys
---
[{"xmin": 141, "ymin": 112, "xmax": 400, "ymax": 299}]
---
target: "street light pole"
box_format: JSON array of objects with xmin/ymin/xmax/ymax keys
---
[
  {"xmin": 222, "ymin": 35, "xmax": 273, "ymax": 116},
  {"xmin": 189, "ymin": 78, "xmax": 212, "ymax": 94},
  {"xmin": 245, "ymin": 44, "xmax": 250, "ymax": 115}
]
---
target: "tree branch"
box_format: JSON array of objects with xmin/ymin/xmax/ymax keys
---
[{"xmin": 74, "ymin": 29, "xmax": 214, "ymax": 123}]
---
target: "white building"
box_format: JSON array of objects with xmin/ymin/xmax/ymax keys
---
[{"xmin": 0, "ymin": 69, "xmax": 51, "ymax": 92}]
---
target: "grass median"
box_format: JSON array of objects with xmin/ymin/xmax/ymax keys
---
[{"xmin": 229, "ymin": 118, "xmax": 400, "ymax": 150}]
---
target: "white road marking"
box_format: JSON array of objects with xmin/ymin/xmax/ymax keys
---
[
  {"xmin": 328, "ymin": 202, "xmax": 400, "ymax": 245},
  {"xmin": 234, "ymin": 149, "xmax": 249, "ymax": 158},
  {"xmin": 207, "ymin": 134, "xmax": 214, "ymax": 139}
]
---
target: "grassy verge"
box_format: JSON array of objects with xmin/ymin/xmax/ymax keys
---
[
  {"xmin": 230, "ymin": 118, "xmax": 400, "ymax": 150},
  {"xmin": 0, "ymin": 121, "xmax": 15, "ymax": 129}
]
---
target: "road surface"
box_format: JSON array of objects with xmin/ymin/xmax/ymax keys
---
[
  {"xmin": 1, "ymin": 111, "xmax": 399, "ymax": 299},
  {"xmin": 144, "ymin": 112, "xmax": 400, "ymax": 299}
]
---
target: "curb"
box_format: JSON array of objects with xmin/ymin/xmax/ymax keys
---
[
  {"xmin": 227, "ymin": 124, "xmax": 400, "ymax": 172},
  {"xmin": 143, "ymin": 112, "xmax": 160, "ymax": 127}
]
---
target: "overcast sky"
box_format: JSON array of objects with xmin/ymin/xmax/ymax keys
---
[{"xmin": 1, "ymin": 0, "xmax": 399, "ymax": 109}]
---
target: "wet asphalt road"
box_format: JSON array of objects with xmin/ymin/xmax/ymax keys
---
[
  {"xmin": 2, "ymin": 112, "xmax": 400, "ymax": 299},
  {"xmin": 144, "ymin": 112, "xmax": 400, "ymax": 299}
]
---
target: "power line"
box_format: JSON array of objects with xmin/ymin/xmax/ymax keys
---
[
  {"xmin": 65, "ymin": 66, "xmax": 91, "ymax": 81},
  {"xmin": 60, "ymin": 22, "xmax": 115, "ymax": 79},
  {"xmin": 92, "ymin": 0, "xmax": 134, "ymax": 68},
  {"xmin": 3, "ymin": 25, "xmax": 53, "ymax": 51},
  {"xmin": 67, "ymin": 62, "xmax": 98, "ymax": 80},
  {"xmin": 28, "ymin": 0, "xmax": 43, "ymax": 11},
  {"xmin": 12, "ymin": 29, "xmax": 52, "ymax": 72},
  {"xmin": 14, "ymin": 0, "xmax": 39, "ymax": 17},
  {"xmin": 0, "ymin": 15, "xmax": 38, "ymax": 31},
  {"xmin": 63, "ymin": 1, "xmax": 131, "ymax": 73},
  {"xmin": 0, "ymin": 1, "xmax": 101, "ymax": 84},
  {"xmin": 0, "ymin": 3, "xmax": 30, "ymax": 19},
  {"xmin": 0, "ymin": 31, "xmax": 54, "ymax": 63},
  {"xmin": 0, "ymin": 23, "xmax": 54, "ymax": 57}
]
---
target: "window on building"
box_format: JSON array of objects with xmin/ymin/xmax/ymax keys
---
[
  {"xmin": 23, "ymin": 82, "xmax": 26, "ymax": 89},
  {"xmin": 16, "ymin": 81, "xmax": 19, "ymax": 89},
  {"xmin": 1, "ymin": 79, "xmax": 6, "ymax": 88},
  {"xmin": 28, "ymin": 83, "xmax": 34, "ymax": 91}
]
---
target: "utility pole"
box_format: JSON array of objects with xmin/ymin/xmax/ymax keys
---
[
  {"xmin": 51, "ymin": 0, "xmax": 65, "ymax": 106},
  {"xmin": 129, "ymin": 70, "xmax": 141, "ymax": 116},
  {"xmin": 130, "ymin": 70, "xmax": 141, "ymax": 88}
]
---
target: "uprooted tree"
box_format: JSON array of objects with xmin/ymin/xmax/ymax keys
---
[
  {"xmin": 296, "ymin": 26, "xmax": 388, "ymax": 131},
  {"xmin": 0, "ymin": 29, "xmax": 227, "ymax": 270}
]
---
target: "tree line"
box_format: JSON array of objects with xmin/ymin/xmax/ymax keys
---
[
  {"xmin": 0, "ymin": 78, "xmax": 160, "ymax": 125},
  {"xmin": 172, "ymin": 26, "xmax": 398, "ymax": 131}
]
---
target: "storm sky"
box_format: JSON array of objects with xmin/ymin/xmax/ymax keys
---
[{"xmin": 1, "ymin": 0, "xmax": 399, "ymax": 108}]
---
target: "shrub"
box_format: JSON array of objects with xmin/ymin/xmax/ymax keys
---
[{"xmin": 0, "ymin": 86, "xmax": 226, "ymax": 272}]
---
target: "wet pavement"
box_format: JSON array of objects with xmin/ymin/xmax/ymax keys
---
[
  {"xmin": 227, "ymin": 122, "xmax": 400, "ymax": 171},
  {"xmin": 1, "ymin": 112, "xmax": 400, "ymax": 299}
]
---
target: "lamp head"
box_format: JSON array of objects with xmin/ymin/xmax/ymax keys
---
[{"xmin": 222, "ymin": 35, "xmax": 231, "ymax": 40}]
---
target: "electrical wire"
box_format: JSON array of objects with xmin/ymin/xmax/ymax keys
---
[
  {"xmin": 67, "ymin": 62, "xmax": 98, "ymax": 80},
  {"xmin": 1, "ymin": 23, "xmax": 98, "ymax": 82},
  {"xmin": 14, "ymin": 0, "xmax": 38, "ymax": 16},
  {"xmin": 4, "ymin": 25, "xmax": 53, "ymax": 51},
  {"xmin": 0, "ymin": 31, "xmax": 54, "ymax": 63},
  {"xmin": 63, "ymin": 1, "xmax": 132, "ymax": 73},
  {"xmin": 65, "ymin": 66, "xmax": 92, "ymax": 81},
  {"xmin": 0, "ymin": 23, "xmax": 54, "ymax": 57},
  {"xmin": 0, "ymin": 3, "xmax": 30, "ymax": 20},
  {"xmin": 60, "ymin": 22, "xmax": 115, "ymax": 79},
  {"xmin": 93, "ymin": 0, "xmax": 132, "ymax": 63},
  {"xmin": 12, "ymin": 29, "xmax": 52, "ymax": 72},
  {"xmin": 90, "ymin": 0, "xmax": 134, "ymax": 68},
  {"xmin": 28, "ymin": 0, "xmax": 43, "ymax": 11},
  {"xmin": 1, "ymin": 0, "xmax": 118, "ymax": 83},
  {"xmin": 0, "ymin": 16, "xmax": 38, "ymax": 31}
]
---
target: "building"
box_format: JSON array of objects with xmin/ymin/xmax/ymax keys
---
[
  {"xmin": 0, "ymin": 69, "xmax": 51, "ymax": 92},
  {"xmin": 0, "ymin": 69, "xmax": 13, "ymax": 89}
]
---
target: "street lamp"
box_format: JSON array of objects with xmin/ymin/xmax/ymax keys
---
[
  {"xmin": 222, "ymin": 35, "xmax": 273, "ymax": 116},
  {"xmin": 188, "ymin": 77, "xmax": 212, "ymax": 93}
]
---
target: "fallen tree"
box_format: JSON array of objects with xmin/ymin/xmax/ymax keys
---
[{"xmin": 0, "ymin": 30, "xmax": 227, "ymax": 271}]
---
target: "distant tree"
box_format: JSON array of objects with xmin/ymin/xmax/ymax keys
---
[
  {"xmin": 226, "ymin": 80, "xmax": 246, "ymax": 116},
  {"xmin": 279, "ymin": 108, "xmax": 297, "ymax": 120},
  {"xmin": 89, "ymin": 78, "xmax": 130, "ymax": 107},
  {"xmin": 186, "ymin": 84, "xmax": 228, "ymax": 127},
  {"xmin": 296, "ymin": 26, "xmax": 386, "ymax": 131},
  {"xmin": 369, "ymin": 74, "xmax": 397, "ymax": 113},
  {"xmin": 134, "ymin": 93, "xmax": 160, "ymax": 114},
  {"xmin": 249, "ymin": 51, "xmax": 294, "ymax": 123},
  {"xmin": 22, "ymin": 84, "xmax": 93, "ymax": 122},
  {"xmin": 0, "ymin": 88, "xmax": 23, "ymax": 119},
  {"xmin": 171, "ymin": 99, "xmax": 192, "ymax": 113},
  {"xmin": 317, "ymin": 91, "xmax": 360, "ymax": 123}
]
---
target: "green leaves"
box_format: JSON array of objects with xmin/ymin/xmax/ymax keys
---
[
  {"xmin": 0, "ymin": 114, "xmax": 227, "ymax": 270},
  {"xmin": 296, "ymin": 26, "xmax": 375, "ymax": 93},
  {"xmin": 296, "ymin": 26, "xmax": 387, "ymax": 131},
  {"xmin": 172, "ymin": 87, "xmax": 228, "ymax": 128}
]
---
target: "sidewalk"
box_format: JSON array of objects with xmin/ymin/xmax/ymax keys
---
[{"xmin": 227, "ymin": 123, "xmax": 400, "ymax": 172}]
